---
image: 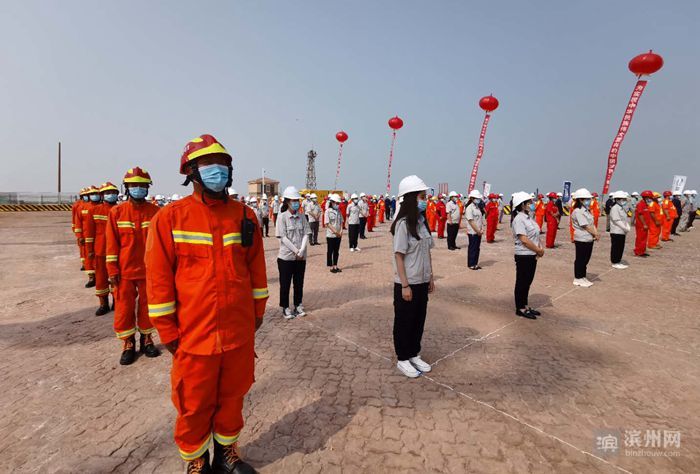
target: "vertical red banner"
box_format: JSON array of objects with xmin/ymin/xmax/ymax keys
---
[
  {"xmin": 386, "ymin": 130, "xmax": 397, "ymax": 194},
  {"xmin": 602, "ymin": 80, "xmax": 647, "ymax": 195},
  {"xmin": 468, "ymin": 113, "xmax": 491, "ymax": 193},
  {"xmin": 334, "ymin": 143, "xmax": 344, "ymax": 190}
]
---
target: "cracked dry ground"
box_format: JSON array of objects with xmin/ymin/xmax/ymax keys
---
[{"xmin": 0, "ymin": 211, "xmax": 698, "ymax": 473}]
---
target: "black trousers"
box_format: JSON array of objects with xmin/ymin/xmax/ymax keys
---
[
  {"xmin": 277, "ymin": 258, "xmax": 306, "ymax": 308},
  {"xmin": 385, "ymin": 206, "xmax": 391, "ymax": 220},
  {"xmin": 326, "ymin": 237, "xmax": 341, "ymax": 266},
  {"xmin": 393, "ymin": 282, "xmax": 429, "ymax": 361},
  {"xmin": 467, "ymin": 234, "xmax": 481, "ymax": 267},
  {"xmin": 348, "ymin": 224, "xmax": 360, "ymax": 249},
  {"xmin": 610, "ymin": 233, "xmax": 626, "ymax": 264},
  {"xmin": 309, "ymin": 221, "xmax": 319, "ymax": 244},
  {"xmin": 262, "ymin": 217, "xmax": 269, "ymax": 237},
  {"xmin": 689, "ymin": 212, "xmax": 697, "ymax": 227},
  {"xmin": 514, "ymin": 254, "xmax": 538, "ymax": 309},
  {"xmin": 574, "ymin": 241, "xmax": 594, "ymax": 279},
  {"xmin": 359, "ymin": 217, "xmax": 367, "ymax": 238},
  {"xmin": 446, "ymin": 223, "xmax": 459, "ymax": 249},
  {"xmin": 671, "ymin": 217, "xmax": 680, "ymax": 234}
]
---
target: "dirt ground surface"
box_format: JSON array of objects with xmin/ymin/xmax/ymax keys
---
[{"xmin": 0, "ymin": 211, "xmax": 698, "ymax": 473}]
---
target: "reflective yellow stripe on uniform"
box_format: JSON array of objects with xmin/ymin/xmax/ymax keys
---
[
  {"xmin": 85, "ymin": 238, "xmax": 94, "ymax": 242},
  {"xmin": 115, "ymin": 328, "xmax": 137, "ymax": 339},
  {"xmin": 106, "ymin": 255, "xmax": 118, "ymax": 262},
  {"xmin": 142, "ymin": 221, "xmax": 150, "ymax": 228},
  {"xmin": 179, "ymin": 434, "xmax": 212, "ymax": 461},
  {"xmin": 213, "ymin": 432, "xmax": 240, "ymax": 446},
  {"xmin": 172, "ymin": 230, "xmax": 213, "ymax": 245},
  {"xmin": 74, "ymin": 228, "xmax": 82, "ymax": 233},
  {"xmin": 252, "ymin": 288, "xmax": 269, "ymax": 299},
  {"xmin": 93, "ymin": 214, "xmax": 108, "ymax": 221},
  {"xmin": 148, "ymin": 301, "xmax": 176, "ymax": 317},
  {"xmin": 117, "ymin": 221, "xmax": 136, "ymax": 228},
  {"xmin": 223, "ymin": 232, "xmax": 242, "ymax": 246},
  {"xmin": 95, "ymin": 288, "xmax": 110, "ymax": 296},
  {"xmin": 81, "ymin": 210, "xmax": 88, "ymax": 214}
]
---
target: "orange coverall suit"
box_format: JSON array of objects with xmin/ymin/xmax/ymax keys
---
[
  {"xmin": 535, "ymin": 200, "xmax": 545, "ymax": 229},
  {"xmin": 634, "ymin": 200, "xmax": 650, "ymax": 256},
  {"xmin": 426, "ymin": 200, "xmax": 437, "ymax": 232},
  {"xmin": 436, "ymin": 200, "xmax": 447, "ymax": 238},
  {"xmin": 591, "ymin": 199, "xmax": 600, "ymax": 228},
  {"xmin": 78, "ymin": 202, "xmax": 98, "ymax": 276},
  {"xmin": 145, "ymin": 194, "xmax": 268, "ymax": 461},
  {"xmin": 84, "ymin": 202, "xmax": 117, "ymax": 300},
  {"xmin": 545, "ymin": 201, "xmax": 559, "ymax": 248},
  {"xmin": 367, "ymin": 202, "xmax": 376, "ymax": 232},
  {"xmin": 661, "ymin": 198, "xmax": 676, "ymax": 241},
  {"xmin": 647, "ymin": 201, "xmax": 661, "ymax": 248},
  {"xmin": 484, "ymin": 201, "xmax": 499, "ymax": 243},
  {"xmin": 72, "ymin": 200, "xmax": 86, "ymax": 266},
  {"xmin": 457, "ymin": 201, "xmax": 464, "ymax": 229},
  {"xmin": 378, "ymin": 200, "xmax": 385, "ymax": 224},
  {"xmin": 106, "ymin": 200, "xmax": 160, "ymax": 339}
]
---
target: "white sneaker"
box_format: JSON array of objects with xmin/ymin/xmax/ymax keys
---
[
  {"xmin": 409, "ymin": 355, "xmax": 431, "ymax": 373},
  {"xmin": 573, "ymin": 278, "xmax": 593, "ymax": 288},
  {"xmin": 612, "ymin": 263, "xmax": 628, "ymax": 269},
  {"xmin": 295, "ymin": 304, "xmax": 306, "ymax": 317},
  {"xmin": 397, "ymin": 360, "xmax": 421, "ymax": 378},
  {"xmin": 283, "ymin": 308, "xmax": 296, "ymax": 320},
  {"xmin": 584, "ymin": 278, "xmax": 595, "ymax": 285},
  {"xmin": 355, "ymin": 247, "xmax": 361, "ymax": 251},
  {"xmin": 349, "ymin": 248, "xmax": 355, "ymax": 252}
]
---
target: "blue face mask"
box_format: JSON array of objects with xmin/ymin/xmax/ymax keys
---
[
  {"xmin": 474, "ymin": 198, "xmax": 481, "ymax": 205},
  {"xmin": 582, "ymin": 199, "xmax": 591, "ymax": 208},
  {"xmin": 529, "ymin": 202, "xmax": 536, "ymax": 212},
  {"xmin": 129, "ymin": 187, "xmax": 148, "ymax": 199},
  {"xmin": 290, "ymin": 201, "xmax": 300, "ymax": 211},
  {"xmin": 89, "ymin": 194, "xmax": 101, "ymax": 202},
  {"xmin": 104, "ymin": 193, "xmax": 118, "ymax": 203},
  {"xmin": 417, "ymin": 199, "xmax": 427, "ymax": 212},
  {"xmin": 198, "ymin": 164, "xmax": 229, "ymax": 192}
]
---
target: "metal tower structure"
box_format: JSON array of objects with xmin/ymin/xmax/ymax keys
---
[{"xmin": 305, "ymin": 149, "xmax": 317, "ymax": 190}]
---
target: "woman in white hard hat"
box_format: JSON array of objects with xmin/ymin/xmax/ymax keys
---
[
  {"xmin": 391, "ymin": 175, "xmax": 435, "ymax": 378},
  {"xmin": 346, "ymin": 193, "xmax": 362, "ymax": 251},
  {"xmin": 511, "ymin": 192, "xmax": 545, "ymax": 319},
  {"xmin": 609, "ymin": 191, "xmax": 631, "ymax": 269},
  {"xmin": 324, "ymin": 193, "xmax": 344, "ymax": 273},
  {"xmin": 465, "ymin": 190, "xmax": 485, "ymax": 270},
  {"xmin": 276, "ymin": 186, "xmax": 312, "ymax": 319},
  {"xmin": 445, "ymin": 191, "xmax": 461, "ymax": 250},
  {"xmin": 570, "ymin": 188, "xmax": 599, "ymax": 287}
]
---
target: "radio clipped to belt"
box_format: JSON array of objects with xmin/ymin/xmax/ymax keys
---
[{"xmin": 241, "ymin": 210, "xmax": 257, "ymax": 248}]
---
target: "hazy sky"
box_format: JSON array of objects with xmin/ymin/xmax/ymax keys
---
[{"xmin": 1, "ymin": 1, "xmax": 698, "ymax": 196}]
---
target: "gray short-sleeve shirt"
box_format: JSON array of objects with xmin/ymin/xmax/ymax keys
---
[
  {"xmin": 512, "ymin": 212, "xmax": 541, "ymax": 255},
  {"xmin": 571, "ymin": 207, "xmax": 594, "ymax": 242},
  {"xmin": 465, "ymin": 203, "xmax": 484, "ymax": 235},
  {"xmin": 393, "ymin": 216, "xmax": 434, "ymax": 285},
  {"xmin": 324, "ymin": 207, "xmax": 343, "ymax": 238},
  {"xmin": 276, "ymin": 210, "xmax": 312, "ymax": 260},
  {"xmin": 347, "ymin": 202, "xmax": 361, "ymax": 225}
]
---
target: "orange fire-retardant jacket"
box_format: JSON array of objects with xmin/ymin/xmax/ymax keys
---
[
  {"xmin": 145, "ymin": 193, "xmax": 269, "ymax": 355},
  {"xmin": 662, "ymin": 198, "xmax": 677, "ymax": 220},
  {"xmin": 76, "ymin": 201, "xmax": 95, "ymax": 242},
  {"xmin": 71, "ymin": 200, "xmax": 84, "ymax": 239},
  {"xmin": 84, "ymin": 202, "xmax": 118, "ymax": 257},
  {"xmin": 105, "ymin": 200, "xmax": 160, "ymax": 280}
]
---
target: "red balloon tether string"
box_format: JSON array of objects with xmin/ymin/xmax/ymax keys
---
[
  {"xmin": 386, "ymin": 130, "xmax": 397, "ymax": 194},
  {"xmin": 468, "ymin": 113, "xmax": 491, "ymax": 193},
  {"xmin": 334, "ymin": 142, "xmax": 344, "ymax": 190}
]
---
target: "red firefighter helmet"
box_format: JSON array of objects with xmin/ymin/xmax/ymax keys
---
[
  {"xmin": 662, "ymin": 190, "xmax": 672, "ymax": 197},
  {"xmin": 641, "ymin": 190, "xmax": 654, "ymax": 199},
  {"xmin": 100, "ymin": 182, "xmax": 119, "ymax": 193},
  {"xmin": 123, "ymin": 167, "xmax": 152, "ymax": 185},
  {"xmin": 180, "ymin": 134, "xmax": 232, "ymax": 174},
  {"xmin": 547, "ymin": 192, "xmax": 557, "ymax": 198},
  {"xmin": 537, "ymin": 193, "xmax": 544, "ymax": 199}
]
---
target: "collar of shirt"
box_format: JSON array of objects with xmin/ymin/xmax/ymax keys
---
[{"xmin": 192, "ymin": 190, "xmax": 228, "ymax": 208}]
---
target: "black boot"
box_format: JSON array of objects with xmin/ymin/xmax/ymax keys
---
[
  {"xmin": 140, "ymin": 334, "xmax": 161, "ymax": 358},
  {"xmin": 212, "ymin": 440, "xmax": 257, "ymax": 474},
  {"xmin": 119, "ymin": 336, "xmax": 137, "ymax": 365},
  {"xmin": 187, "ymin": 451, "xmax": 212, "ymax": 474},
  {"xmin": 85, "ymin": 276, "xmax": 96, "ymax": 288},
  {"xmin": 95, "ymin": 296, "xmax": 110, "ymax": 316}
]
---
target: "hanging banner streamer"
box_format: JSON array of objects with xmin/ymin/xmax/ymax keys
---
[
  {"xmin": 468, "ymin": 113, "xmax": 491, "ymax": 193},
  {"xmin": 334, "ymin": 143, "xmax": 344, "ymax": 190},
  {"xmin": 386, "ymin": 130, "xmax": 397, "ymax": 194},
  {"xmin": 563, "ymin": 181, "xmax": 572, "ymax": 203},
  {"xmin": 602, "ymin": 80, "xmax": 647, "ymax": 195}
]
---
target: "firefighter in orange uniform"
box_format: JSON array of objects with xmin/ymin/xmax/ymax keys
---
[
  {"xmin": 661, "ymin": 190, "xmax": 676, "ymax": 241},
  {"xmin": 426, "ymin": 196, "xmax": 437, "ymax": 232},
  {"xmin": 81, "ymin": 186, "xmax": 102, "ymax": 287},
  {"xmin": 367, "ymin": 197, "xmax": 376, "ymax": 232},
  {"xmin": 484, "ymin": 193, "xmax": 499, "ymax": 243},
  {"xmin": 84, "ymin": 182, "xmax": 120, "ymax": 315},
  {"xmin": 545, "ymin": 192, "xmax": 560, "ymax": 248},
  {"xmin": 457, "ymin": 194, "xmax": 465, "ymax": 228},
  {"xmin": 436, "ymin": 194, "xmax": 447, "ymax": 239},
  {"xmin": 146, "ymin": 134, "xmax": 268, "ymax": 474},
  {"xmin": 378, "ymin": 196, "xmax": 385, "ymax": 224},
  {"xmin": 534, "ymin": 194, "xmax": 545, "ymax": 230},
  {"xmin": 634, "ymin": 190, "xmax": 653, "ymax": 256},
  {"xmin": 106, "ymin": 168, "xmax": 161, "ymax": 365},
  {"xmin": 590, "ymin": 192, "xmax": 601, "ymax": 228},
  {"xmin": 72, "ymin": 188, "xmax": 89, "ymax": 271},
  {"xmin": 646, "ymin": 192, "xmax": 662, "ymax": 249}
]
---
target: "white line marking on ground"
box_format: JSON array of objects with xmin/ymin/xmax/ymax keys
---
[{"xmin": 432, "ymin": 320, "xmax": 518, "ymax": 366}]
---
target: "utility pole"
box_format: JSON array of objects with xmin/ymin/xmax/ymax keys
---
[
  {"xmin": 58, "ymin": 142, "xmax": 62, "ymax": 203},
  {"xmin": 262, "ymin": 168, "xmax": 265, "ymax": 196}
]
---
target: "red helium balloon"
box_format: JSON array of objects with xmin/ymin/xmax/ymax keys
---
[
  {"xmin": 336, "ymin": 131, "xmax": 348, "ymax": 143},
  {"xmin": 479, "ymin": 95, "xmax": 499, "ymax": 112},
  {"xmin": 628, "ymin": 50, "xmax": 664, "ymax": 76},
  {"xmin": 388, "ymin": 116, "xmax": 404, "ymax": 130}
]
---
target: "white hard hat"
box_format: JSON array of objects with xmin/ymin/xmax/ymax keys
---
[
  {"xmin": 249, "ymin": 196, "xmax": 258, "ymax": 202},
  {"xmin": 682, "ymin": 190, "xmax": 692, "ymax": 195},
  {"xmin": 499, "ymin": 193, "xmax": 504, "ymax": 197},
  {"xmin": 228, "ymin": 187, "xmax": 238, "ymax": 196},
  {"xmin": 274, "ymin": 195, "xmax": 279, "ymax": 200},
  {"xmin": 530, "ymin": 193, "xmax": 536, "ymax": 199},
  {"xmin": 692, "ymin": 190, "xmax": 698, "ymax": 195},
  {"xmin": 672, "ymin": 190, "xmax": 681, "ymax": 196},
  {"xmin": 631, "ymin": 191, "xmax": 640, "ymax": 196},
  {"xmin": 611, "ymin": 191, "xmax": 629, "ymax": 199},
  {"xmin": 262, "ymin": 193, "xmax": 268, "ymax": 199},
  {"xmin": 155, "ymin": 194, "xmax": 164, "ymax": 200},
  {"xmin": 397, "ymin": 175, "xmax": 429, "ymax": 198},
  {"xmin": 391, "ymin": 195, "xmax": 395, "ymax": 199},
  {"xmin": 359, "ymin": 192, "xmax": 366, "ymax": 198},
  {"xmin": 328, "ymin": 193, "xmax": 342, "ymax": 203},
  {"xmin": 305, "ymin": 193, "xmax": 311, "ymax": 198},
  {"xmin": 448, "ymin": 191, "xmax": 458, "ymax": 198},
  {"xmin": 351, "ymin": 193, "xmax": 358, "ymax": 199},
  {"xmin": 573, "ymin": 188, "xmax": 593, "ymax": 199},
  {"xmin": 556, "ymin": 192, "xmax": 562, "ymax": 197},
  {"xmin": 512, "ymin": 191, "xmax": 532, "ymax": 209},
  {"xmin": 311, "ymin": 193, "xmax": 317, "ymax": 199},
  {"xmin": 468, "ymin": 190, "xmax": 483, "ymax": 200},
  {"xmin": 283, "ymin": 186, "xmax": 301, "ymax": 200}
]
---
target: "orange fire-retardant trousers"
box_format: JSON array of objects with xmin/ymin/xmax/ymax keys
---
[
  {"xmin": 172, "ymin": 341, "xmax": 255, "ymax": 461},
  {"xmin": 83, "ymin": 244, "xmax": 95, "ymax": 276},
  {"xmin": 546, "ymin": 217, "xmax": 558, "ymax": 248},
  {"xmin": 113, "ymin": 279, "xmax": 153, "ymax": 339},
  {"xmin": 94, "ymin": 256, "xmax": 110, "ymax": 299},
  {"xmin": 486, "ymin": 215, "xmax": 498, "ymax": 242},
  {"xmin": 78, "ymin": 240, "xmax": 85, "ymax": 266},
  {"xmin": 661, "ymin": 218, "xmax": 672, "ymax": 241},
  {"xmin": 647, "ymin": 222, "xmax": 661, "ymax": 248},
  {"xmin": 634, "ymin": 225, "xmax": 648, "ymax": 255}
]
